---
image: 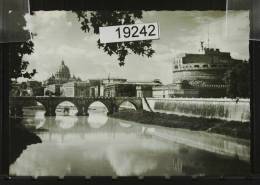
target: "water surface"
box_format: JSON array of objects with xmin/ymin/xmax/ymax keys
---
[{"xmin": 10, "ymin": 107, "xmax": 250, "ymax": 176}]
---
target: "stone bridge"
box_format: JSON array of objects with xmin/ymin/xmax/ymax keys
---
[{"xmin": 9, "ymin": 96, "xmax": 143, "ymax": 117}]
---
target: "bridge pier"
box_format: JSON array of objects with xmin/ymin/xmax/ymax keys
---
[
  {"xmin": 16, "ymin": 106, "xmax": 24, "ymax": 117},
  {"xmin": 76, "ymin": 112, "xmax": 84, "ymax": 116},
  {"xmin": 106, "ymin": 105, "xmax": 118, "ymax": 116},
  {"xmin": 45, "ymin": 107, "xmax": 56, "ymax": 117},
  {"xmin": 106, "ymin": 111, "xmax": 113, "ymax": 116},
  {"xmin": 10, "ymin": 106, "xmax": 16, "ymax": 117},
  {"xmin": 45, "ymin": 111, "xmax": 56, "ymax": 116},
  {"xmin": 84, "ymin": 110, "xmax": 89, "ymax": 116},
  {"xmin": 10, "ymin": 106, "xmax": 24, "ymax": 117},
  {"xmin": 76, "ymin": 106, "xmax": 84, "ymax": 116},
  {"xmin": 83, "ymin": 105, "xmax": 89, "ymax": 116}
]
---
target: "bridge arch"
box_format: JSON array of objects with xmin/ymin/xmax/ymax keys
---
[
  {"xmin": 30, "ymin": 101, "xmax": 47, "ymax": 118},
  {"xmin": 85, "ymin": 99, "xmax": 115, "ymax": 116},
  {"xmin": 54, "ymin": 100, "xmax": 81, "ymax": 116},
  {"xmin": 10, "ymin": 99, "xmax": 48, "ymax": 117},
  {"xmin": 34, "ymin": 100, "xmax": 47, "ymax": 113},
  {"xmin": 87, "ymin": 101, "xmax": 109, "ymax": 112},
  {"xmin": 9, "ymin": 96, "xmax": 143, "ymax": 117},
  {"xmin": 117, "ymin": 100, "xmax": 138, "ymax": 111}
]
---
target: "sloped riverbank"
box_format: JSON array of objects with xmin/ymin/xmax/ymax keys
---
[
  {"xmin": 110, "ymin": 110, "xmax": 250, "ymax": 139},
  {"xmin": 9, "ymin": 118, "xmax": 42, "ymax": 165}
]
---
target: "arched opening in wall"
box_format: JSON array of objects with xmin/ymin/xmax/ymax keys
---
[
  {"xmin": 55, "ymin": 101, "xmax": 78, "ymax": 116},
  {"xmin": 88, "ymin": 101, "xmax": 108, "ymax": 115},
  {"xmin": 22, "ymin": 101, "xmax": 46, "ymax": 129},
  {"xmin": 22, "ymin": 101, "xmax": 46, "ymax": 118},
  {"xmin": 118, "ymin": 101, "xmax": 137, "ymax": 112},
  {"xmin": 87, "ymin": 101, "xmax": 108, "ymax": 128}
]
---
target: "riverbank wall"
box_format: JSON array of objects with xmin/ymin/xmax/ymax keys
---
[
  {"xmin": 143, "ymin": 125, "xmax": 250, "ymax": 162},
  {"xmin": 142, "ymin": 98, "xmax": 250, "ymax": 122}
]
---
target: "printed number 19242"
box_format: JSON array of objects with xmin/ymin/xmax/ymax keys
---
[
  {"xmin": 115, "ymin": 24, "xmax": 156, "ymax": 39},
  {"xmin": 99, "ymin": 23, "xmax": 159, "ymax": 43}
]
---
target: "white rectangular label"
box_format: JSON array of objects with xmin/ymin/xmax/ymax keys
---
[{"xmin": 99, "ymin": 23, "xmax": 159, "ymax": 43}]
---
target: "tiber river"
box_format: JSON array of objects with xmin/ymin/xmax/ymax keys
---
[{"xmin": 10, "ymin": 102, "xmax": 250, "ymax": 177}]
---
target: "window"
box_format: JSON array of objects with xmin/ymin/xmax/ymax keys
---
[
  {"xmin": 194, "ymin": 65, "xmax": 199, "ymax": 68},
  {"xmin": 203, "ymin": 64, "xmax": 208, "ymax": 68}
]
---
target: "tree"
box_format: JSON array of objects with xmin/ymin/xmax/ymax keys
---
[
  {"xmin": 223, "ymin": 62, "xmax": 250, "ymax": 98},
  {"xmin": 9, "ymin": 41, "xmax": 36, "ymax": 82},
  {"xmin": 3, "ymin": 1, "xmax": 37, "ymax": 82},
  {"xmin": 75, "ymin": 11, "xmax": 155, "ymax": 66}
]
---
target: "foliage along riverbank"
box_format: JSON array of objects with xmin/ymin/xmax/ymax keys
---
[
  {"xmin": 9, "ymin": 118, "xmax": 42, "ymax": 165},
  {"xmin": 110, "ymin": 110, "xmax": 250, "ymax": 139}
]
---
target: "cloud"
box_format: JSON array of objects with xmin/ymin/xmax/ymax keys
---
[{"xmin": 22, "ymin": 10, "xmax": 249, "ymax": 84}]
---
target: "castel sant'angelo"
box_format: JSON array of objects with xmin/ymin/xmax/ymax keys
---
[{"xmin": 172, "ymin": 42, "xmax": 246, "ymax": 97}]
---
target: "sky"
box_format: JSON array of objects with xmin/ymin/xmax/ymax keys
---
[{"xmin": 22, "ymin": 10, "xmax": 249, "ymax": 84}]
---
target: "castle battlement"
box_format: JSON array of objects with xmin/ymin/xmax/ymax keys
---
[{"xmin": 170, "ymin": 45, "xmax": 245, "ymax": 98}]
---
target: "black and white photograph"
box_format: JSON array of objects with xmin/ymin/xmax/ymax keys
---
[{"xmin": 8, "ymin": 9, "xmax": 250, "ymax": 176}]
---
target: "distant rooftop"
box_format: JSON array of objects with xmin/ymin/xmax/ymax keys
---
[
  {"xmin": 88, "ymin": 78, "xmax": 126, "ymax": 80},
  {"xmin": 106, "ymin": 81, "xmax": 161, "ymax": 86}
]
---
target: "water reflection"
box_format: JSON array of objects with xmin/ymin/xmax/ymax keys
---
[
  {"xmin": 119, "ymin": 122, "xmax": 132, "ymax": 128},
  {"xmin": 87, "ymin": 102, "xmax": 109, "ymax": 128},
  {"xmin": 56, "ymin": 116, "xmax": 78, "ymax": 129},
  {"xmin": 22, "ymin": 109, "xmax": 46, "ymax": 130},
  {"xmin": 10, "ymin": 108, "xmax": 250, "ymax": 176},
  {"xmin": 88, "ymin": 111, "xmax": 108, "ymax": 128}
]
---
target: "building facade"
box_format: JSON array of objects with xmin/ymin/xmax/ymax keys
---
[
  {"xmin": 44, "ymin": 60, "xmax": 81, "ymax": 96},
  {"xmin": 59, "ymin": 78, "xmax": 128, "ymax": 98},
  {"xmin": 171, "ymin": 47, "xmax": 245, "ymax": 97},
  {"xmin": 44, "ymin": 84, "xmax": 61, "ymax": 96},
  {"xmin": 44, "ymin": 60, "xmax": 81, "ymax": 85},
  {"xmin": 89, "ymin": 78, "xmax": 127, "ymax": 97},
  {"xmin": 61, "ymin": 81, "xmax": 91, "ymax": 97},
  {"xmin": 104, "ymin": 81, "xmax": 161, "ymax": 98},
  {"xmin": 152, "ymin": 83, "xmax": 199, "ymax": 98}
]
